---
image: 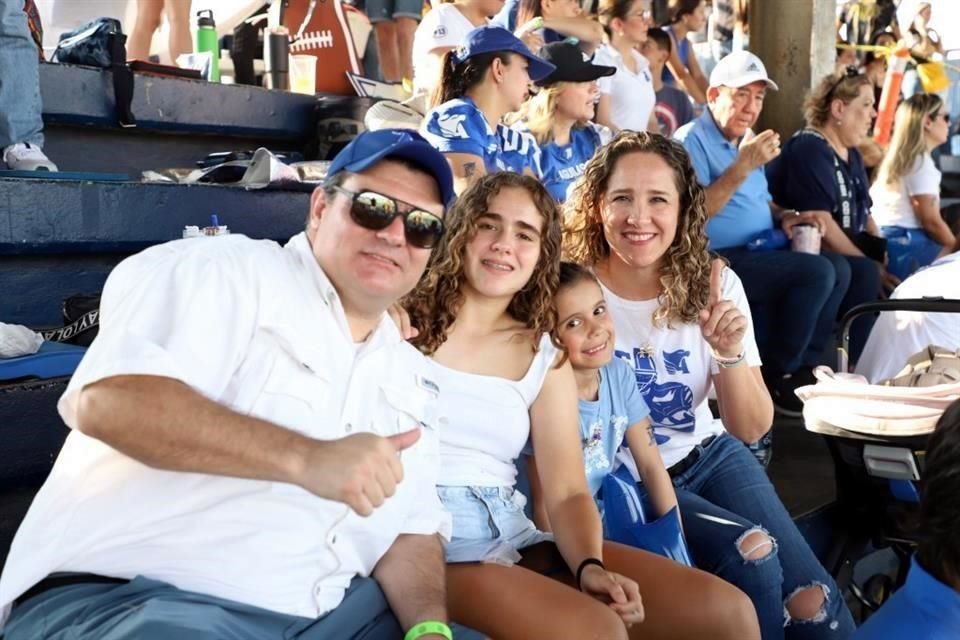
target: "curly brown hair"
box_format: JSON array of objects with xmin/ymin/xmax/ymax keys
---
[
  {"xmin": 563, "ymin": 130, "xmax": 711, "ymax": 327},
  {"xmin": 405, "ymin": 172, "xmax": 564, "ymax": 355}
]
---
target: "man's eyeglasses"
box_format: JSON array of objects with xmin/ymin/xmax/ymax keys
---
[
  {"xmin": 827, "ymin": 65, "xmax": 861, "ymax": 99},
  {"xmin": 330, "ymin": 185, "xmax": 445, "ymax": 249}
]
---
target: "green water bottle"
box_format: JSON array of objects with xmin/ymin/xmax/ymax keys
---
[{"xmin": 195, "ymin": 9, "xmax": 220, "ymax": 82}]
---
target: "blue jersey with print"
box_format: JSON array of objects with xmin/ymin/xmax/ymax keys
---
[
  {"xmin": 536, "ymin": 123, "xmax": 607, "ymax": 202},
  {"xmin": 422, "ymin": 97, "xmax": 540, "ymax": 175},
  {"xmin": 578, "ymin": 358, "xmax": 651, "ymax": 497}
]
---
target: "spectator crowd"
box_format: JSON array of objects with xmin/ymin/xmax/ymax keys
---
[{"xmin": 2, "ymin": 1, "xmax": 959, "ymax": 639}]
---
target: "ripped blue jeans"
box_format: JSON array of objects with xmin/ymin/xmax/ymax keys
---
[{"xmin": 672, "ymin": 434, "xmax": 855, "ymax": 640}]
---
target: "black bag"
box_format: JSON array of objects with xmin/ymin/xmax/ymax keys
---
[
  {"xmin": 52, "ymin": 18, "xmax": 136, "ymax": 128},
  {"xmin": 40, "ymin": 294, "xmax": 101, "ymax": 347}
]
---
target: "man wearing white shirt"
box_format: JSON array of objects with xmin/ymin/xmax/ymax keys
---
[
  {"xmin": 858, "ymin": 239, "xmax": 960, "ymax": 383},
  {"xmin": 0, "ymin": 130, "xmax": 468, "ymax": 640}
]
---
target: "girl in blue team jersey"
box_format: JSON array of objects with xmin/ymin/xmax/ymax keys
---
[
  {"xmin": 526, "ymin": 262, "xmax": 679, "ymax": 530},
  {"xmin": 421, "ymin": 25, "xmax": 553, "ymax": 194},
  {"xmin": 514, "ymin": 41, "xmax": 616, "ymax": 203}
]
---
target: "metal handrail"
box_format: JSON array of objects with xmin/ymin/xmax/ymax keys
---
[{"xmin": 838, "ymin": 297, "xmax": 960, "ymax": 373}]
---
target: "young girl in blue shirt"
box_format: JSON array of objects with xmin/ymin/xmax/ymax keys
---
[{"xmin": 527, "ymin": 262, "xmax": 679, "ymax": 529}]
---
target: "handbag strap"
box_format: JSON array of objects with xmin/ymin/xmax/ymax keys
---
[
  {"xmin": 108, "ymin": 31, "xmax": 136, "ymax": 128},
  {"xmin": 795, "ymin": 129, "xmax": 861, "ymax": 229}
]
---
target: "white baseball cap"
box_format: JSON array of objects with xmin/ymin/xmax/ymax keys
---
[{"xmin": 709, "ymin": 51, "xmax": 779, "ymax": 91}]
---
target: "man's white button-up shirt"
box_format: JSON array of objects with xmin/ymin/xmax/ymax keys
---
[{"xmin": 0, "ymin": 233, "xmax": 450, "ymax": 625}]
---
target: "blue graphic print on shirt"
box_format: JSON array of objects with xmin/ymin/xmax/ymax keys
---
[
  {"xmin": 422, "ymin": 97, "xmax": 540, "ymax": 176},
  {"xmin": 615, "ymin": 346, "xmax": 696, "ymax": 440},
  {"xmin": 663, "ymin": 349, "xmax": 690, "ymax": 375},
  {"xmin": 537, "ymin": 124, "xmax": 605, "ymax": 202}
]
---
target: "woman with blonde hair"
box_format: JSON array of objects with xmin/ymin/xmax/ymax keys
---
[
  {"xmin": 870, "ymin": 93, "xmax": 953, "ymax": 279},
  {"xmin": 564, "ymin": 130, "xmax": 856, "ymax": 639},
  {"xmin": 512, "ymin": 40, "xmax": 615, "ymax": 202},
  {"xmin": 766, "ymin": 68, "xmax": 892, "ymax": 362},
  {"xmin": 403, "ymin": 171, "xmax": 759, "ymax": 639}
]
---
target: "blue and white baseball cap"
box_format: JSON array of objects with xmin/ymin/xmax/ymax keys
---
[
  {"xmin": 326, "ymin": 129, "xmax": 455, "ymax": 208},
  {"xmin": 709, "ymin": 51, "xmax": 779, "ymax": 91},
  {"xmin": 453, "ymin": 26, "xmax": 556, "ymax": 83}
]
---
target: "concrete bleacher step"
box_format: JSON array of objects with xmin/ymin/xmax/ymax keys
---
[
  {"xmin": 0, "ymin": 176, "xmax": 310, "ymax": 328},
  {"xmin": 3, "ymin": 62, "xmax": 373, "ymax": 328},
  {"xmin": 39, "ymin": 61, "xmax": 371, "ymax": 176}
]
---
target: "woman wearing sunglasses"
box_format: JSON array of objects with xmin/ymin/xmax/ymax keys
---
[
  {"xmin": 421, "ymin": 25, "xmax": 554, "ymax": 194},
  {"xmin": 870, "ymin": 93, "xmax": 954, "ymax": 279},
  {"xmin": 766, "ymin": 68, "xmax": 890, "ymax": 363},
  {"xmin": 511, "ymin": 41, "xmax": 615, "ymax": 203},
  {"xmin": 401, "ymin": 171, "xmax": 759, "ymax": 639}
]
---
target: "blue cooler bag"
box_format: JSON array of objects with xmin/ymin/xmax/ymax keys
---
[{"xmin": 601, "ymin": 465, "xmax": 693, "ymax": 567}]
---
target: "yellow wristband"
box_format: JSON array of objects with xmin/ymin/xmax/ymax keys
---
[{"xmin": 404, "ymin": 621, "xmax": 453, "ymax": 640}]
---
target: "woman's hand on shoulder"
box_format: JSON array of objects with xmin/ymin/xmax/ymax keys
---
[
  {"xmin": 698, "ymin": 259, "xmax": 746, "ymax": 358},
  {"xmin": 580, "ymin": 564, "xmax": 645, "ymax": 627}
]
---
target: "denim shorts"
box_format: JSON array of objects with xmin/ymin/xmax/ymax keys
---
[
  {"xmin": 365, "ymin": 0, "xmax": 423, "ymax": 23},
  {"xmin": 437, "ymin": 486, "xmax": 553, "ymax": 565}
]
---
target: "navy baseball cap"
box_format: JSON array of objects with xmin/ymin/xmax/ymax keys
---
[
  {"xmin": 326, "ymin": 129, "xmax": 456, "ymax": 208},
  {"xmin": 453, "ymin": 26, "xmax": 556, "ymax": 83}
]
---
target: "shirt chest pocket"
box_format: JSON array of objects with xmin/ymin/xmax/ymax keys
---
[
  {"xmin": 374, "ymin": 384, "xmax": 440, "ymax": 469},
  {"xmin": 251, "ymin": 348, "xmax": 331, "ymax": 437}
]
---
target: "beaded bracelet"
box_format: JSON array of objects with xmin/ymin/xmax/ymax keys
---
[{"xmin": 711, "ymin": 348, "xmax": 745, "ymax": 368}]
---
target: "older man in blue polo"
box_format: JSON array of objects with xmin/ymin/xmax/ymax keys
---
[{"xmin": 675, "ymin": 51, "xmax": 848, "ymax": 416}]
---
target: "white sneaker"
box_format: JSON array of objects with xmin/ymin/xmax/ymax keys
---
[{"xmin": 3, "ymin": 143, "xmax": 58, "ymax": 172}]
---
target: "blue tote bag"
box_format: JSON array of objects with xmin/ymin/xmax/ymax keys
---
[{"xmin": 601, "ymin": 466, "xmax": 693, "ymax": 567}]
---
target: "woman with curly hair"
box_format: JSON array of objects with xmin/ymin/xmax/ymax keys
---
[
  {"xmin": 563, "ymin": 131, "xmax": 856, "ymax": 639},
  {"xmin": 403, "ymin": 171, "xmax": 759, "ymax": 639}
]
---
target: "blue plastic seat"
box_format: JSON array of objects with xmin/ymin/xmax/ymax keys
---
[{"xmin": 0, "ymin": 342, "xmax": 87, "ymax": 382}]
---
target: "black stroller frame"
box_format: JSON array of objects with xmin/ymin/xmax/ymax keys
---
[{"xmin": 818, "ymin": 297, "xmax": 960, "ymax": 619}]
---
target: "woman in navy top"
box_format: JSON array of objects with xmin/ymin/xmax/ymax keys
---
[
  {"xmin": 513, "ymin": 41, "xmax": 616, "ymax": 202},
  {"xmin": 766, "ymin": 69, "xmax": 893, "ymax": 361}
]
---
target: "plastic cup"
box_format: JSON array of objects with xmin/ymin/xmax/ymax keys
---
[
  {"xmin": 791, "ymin": 224, "xmax": 822, "ymax": 255},
  {"xmin": 289, "ymin": 55, "xmax": 317, "ymax": 95}
]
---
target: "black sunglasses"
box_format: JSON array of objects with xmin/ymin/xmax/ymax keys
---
[
  {"xmin": 827, "ymin": 65, "xmax": 861, "ymax": 100},
  {"xmin": 331, "ymin": 185, "xmax": 445, "ymax": 249}
]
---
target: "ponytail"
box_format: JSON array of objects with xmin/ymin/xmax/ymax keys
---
[{"xmin": 429, "ymin": 50, "xmax": 513, "ymax": 109}]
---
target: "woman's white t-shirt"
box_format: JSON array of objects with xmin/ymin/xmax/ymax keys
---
[
  {"xmin": 600, "ymin": 267, "xmax": 761, "ymax": 472},
  {"xmin": 870, "ymin": 154, "xmax": 941, "ymax": 229},
  {"xmin": 593, "ymin": 44, "xmax": 656, "ymax": 133},
  {"xmin": 412, "ymin": 5, "xmax": 483, "ymax": 96}
]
